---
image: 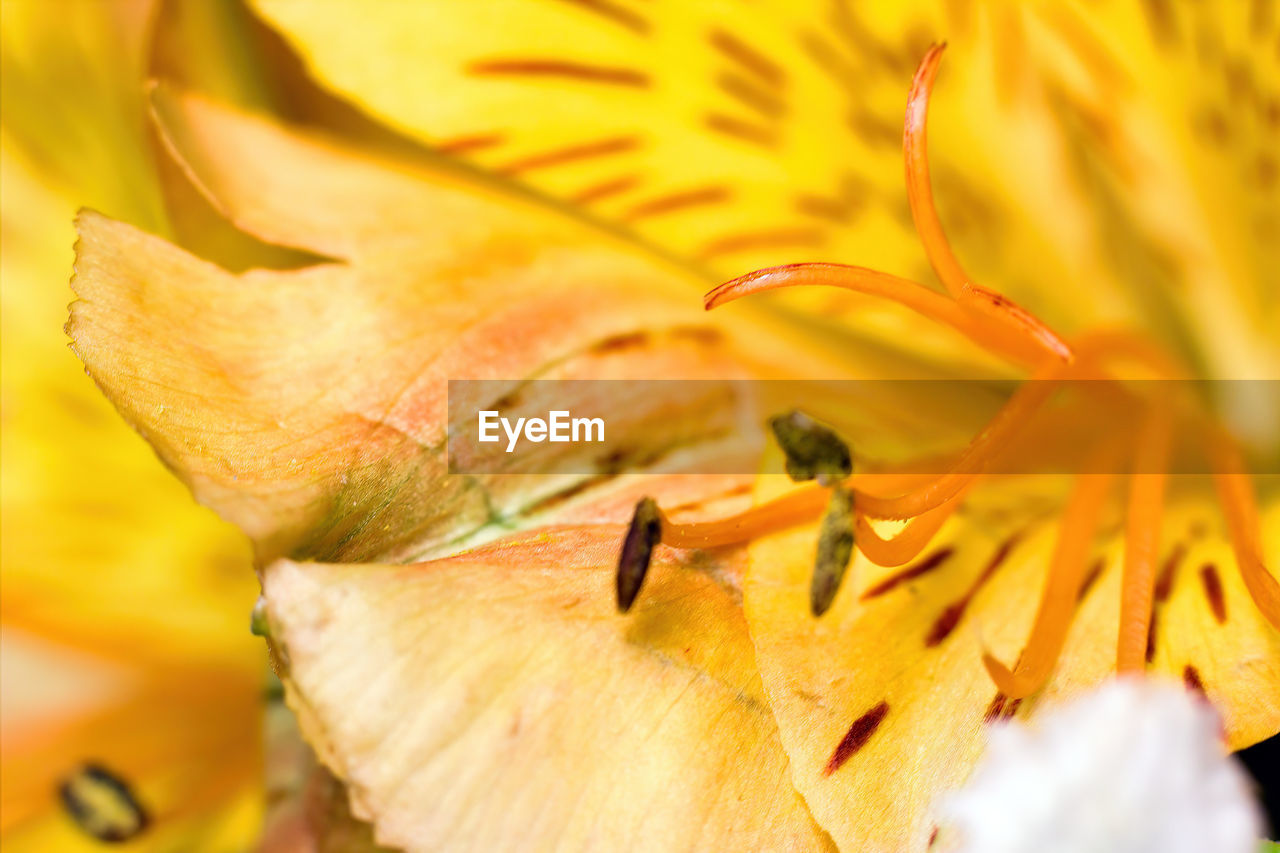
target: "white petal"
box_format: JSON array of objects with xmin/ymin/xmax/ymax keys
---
[{"xmin": 941, "ymin": 678, "xmax": 1263, "ymax": 853}]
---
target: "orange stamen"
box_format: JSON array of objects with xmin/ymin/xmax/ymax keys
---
[
  {"xmin": 1116, "ymin": 406, "xmax": 1173, "ymax": 673},
  {"xmin": 905, "ymin": 42, "xmax": 970, "ymax": 299},
  {"xmin": 657, "ymin": 470, "xmax": 942, "ymax": 550},
  {"xmin": 706, "ymin": 263, "xmax": 1070, "ymax": 368},
  {"xmin": 662, "ymin": 334, "xmax": 1169, "ymax": 549},
  {"xmin": 850, "ymin": 356, "xmax": 1075, "ymax": 520},
  {"xmin": 1210, "ymin": 434, "xmax": 1280, "ymax": 630},
  {"xmin": 956, "ymin": 285, "xmax": 1074, "ymax": 366},
  {"xmin": 854, "ymin": 486, "xmax": 969, "ymax": 566},
  {"xmin": 983, "ymin": 442, "xmax": 1123, "ymax": 699},
  {"xmin": 658, "ymin": 485, "xmax": 828, "ymax": 549},
  {"xmin": 851, "ymin": 332, "xmax": 1179, "ymax": 520},
  {"xmin": 1068, "ymin": 329, "xmax": 1190, "ymax": 380},
  {"xmin": 904, "ymin": 43, "xmax": 1075, "ymax": 364}
]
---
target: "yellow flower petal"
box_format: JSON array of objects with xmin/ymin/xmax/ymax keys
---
[
  {"xmin": 240, "ymin": 0, "xmax": 1280, "ymax": 382},
  {"xmin": 0, "ymin": 0, "xmax": 165, "ymax": 232},
  {"xmin": 2, "ymin": 118, "xmax": 256, "ymax": 668},
  {"xmin": 263, "ymin": 525, "xmax": 835, "ymax": 851},
  {"xmin": 1013, "ymin": 1, "xmax": 1280, "ymax": 379},
  {"xmin": 744, "ymin": 462, "xmax": 1279, "ymax": 850},
  {"xmin": 1141, "ymin": 500, "xmax": 1280, "ymax": 748},
  {"xmin": 231, "ymin": 0, "xmax": 1049, "ymax": 376},
  {"xmin": 246, "ymin": 0, "xmax": 924, "ymax": 277}
]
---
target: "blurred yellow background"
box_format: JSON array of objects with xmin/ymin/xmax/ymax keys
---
[{"xmin": 2, "ymin": 2, "xmax": 263, "ymax": 849}]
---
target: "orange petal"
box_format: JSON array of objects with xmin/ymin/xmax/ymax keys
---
[{"xmin": 70, "ymin": 93, "xmax": 793, "ymax": 564}]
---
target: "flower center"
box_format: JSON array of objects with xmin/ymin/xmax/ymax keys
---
[{"xmin": 616, "ymin": 43, "xmax": 1280, "ymax": 700}]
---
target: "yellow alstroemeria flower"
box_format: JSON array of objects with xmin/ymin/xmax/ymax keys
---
[
  {"xmin": 2, "ymin": 1, "xmax": 269, "ymax": 848},
  {"xmin": 54, "ymin": 0, "xmax": 1280, "ymax": 850}
]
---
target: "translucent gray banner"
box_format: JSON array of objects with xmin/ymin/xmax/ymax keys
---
[{"xmin": 446, "ymin": 379, "xmax": 1280, "ymax": 476}]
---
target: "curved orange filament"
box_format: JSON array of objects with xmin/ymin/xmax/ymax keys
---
[
  {"xmin": 983, "ymin": 442, "xmax": 1123, "ymax": 699},
  {"xmin": 1210, "ymin": 434, "xmax": 1280, "ymax": 630},
  {"xmin": 851, "ymin": 351, "xmax": 1085, "ymax": 520},
  {"xmin": 905, "ymin": 42, "xmax": 970, "ymax": 299},
  {"xmin": 1116, "ymin": 406, "xmax": 1173, "ymax": 673},
  {"xmin": 658, "ymin": 486, "xmax": 828, "ymax": 549},
  {"xmin": 956, "ymin": 285, "xmax": 1074, "ymax": 365},
  {"xmin": 850, "ymin": 330, "xmax": 1188, "ymax": 520},
  {"xmin": 656, "ymin": 469, "xmax": 931, "ymax": 549},
  {"xmin": 707, "ymin": 263, "xmax": 1070, "ymax": 369},
  {"xmin": 904, "ymin": 43, "xmax": 1075, "ymax": 363},
  {"xmin": 1068, "ymin": 329, "xmax": 1191, "ymax": 380},
  {"xmin": 854, "ymin": 486, "xmax": 969, "ymax": 566},
  {"xmin": 658, "ymin": 477, "xmax": 966, "ymax": 565},
  {"xmin": 707, "ymin": 42, "xmax": 1075, "ymax": 373}
]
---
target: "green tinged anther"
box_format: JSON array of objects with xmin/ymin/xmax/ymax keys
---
[
  {"xmin": 617, "ymin": 496, "xmax": 662, "ymax": 613},
  {"xmin": 769, "ymin": 410, "xmax": 852, "ymax": 486},
  {"xmin": 812, "ymin": 486, "xmax": 855, "ymax": 617}
]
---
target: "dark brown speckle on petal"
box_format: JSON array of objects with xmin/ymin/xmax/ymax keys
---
[
  {"xmin": 824, "ymin": 701, "xmax": 889, "ymax": 775},
  {"xmin": 1199, "ymin": 562, "xmax": 1227, "ymax": 624}
]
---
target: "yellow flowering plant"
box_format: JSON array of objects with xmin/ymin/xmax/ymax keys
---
[{"xmin": 3, "ymin": 0, "xmax": 1278, "ymax": 850}]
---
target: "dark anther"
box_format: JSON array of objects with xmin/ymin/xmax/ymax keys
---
[
  {"xmin": 812, "ymin": 486, "xmax": 855, "ymax": 616},
  {"xmin": 769, "ymin": 410, "xmax": 852, "ymax": 485},
  {"xmin": 58, "ymin": 762, "xmax": 149, "ymax": 843},
  {"xmin": 617, "ymin": 496, "xmax": 663, "ymax": 612}
]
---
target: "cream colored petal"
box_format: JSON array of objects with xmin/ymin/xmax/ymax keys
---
[{"xmin": 263, "ymin": 526, "xmax": 834, "ymax": 852}]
